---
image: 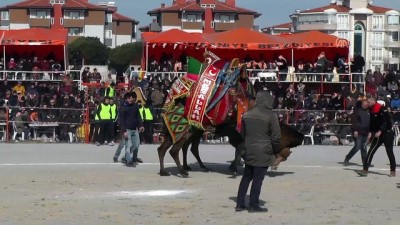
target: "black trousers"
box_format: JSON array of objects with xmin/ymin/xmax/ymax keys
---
[
  {"xmin": 236, "ymin": 165, "xmax": 268, "ymax": 208},
  {"xmin": 364, "ymin": 131, "xmax": 396, "ymax": 172},
  {"xmin": 143, "ymin": 121, "xmax": 153, "ymax": 144},
  {"xmin": 98, "ymin": 120, "xmax": 112, "ymax": 144},
  {"xmin": 90, "ymin": 122, "xmax": 101, "ymax": 143}
]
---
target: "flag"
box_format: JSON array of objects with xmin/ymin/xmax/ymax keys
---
[{"xmin": 187, "ymin": 57, "xmax": 203, "ymax": 76}]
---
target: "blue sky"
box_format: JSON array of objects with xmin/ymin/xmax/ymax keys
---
[{"xmin": 0, "ymin": 0, "xmax": 398, "ymax": 28}]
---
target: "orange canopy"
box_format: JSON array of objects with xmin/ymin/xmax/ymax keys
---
[
  {"xmin": 206, "ymin": 27, "xmax": 284, "ymax": 50},
  {"xmin": 280, "ymin": 31, "xmax": 349, "ymax": 49},
  {"xmin": 0, "ymin": 28, "xmax": 68, "ymax": 64},
  {"xmin": 0, "ymin": 28, "xmax": 68, "ymax": 46}
]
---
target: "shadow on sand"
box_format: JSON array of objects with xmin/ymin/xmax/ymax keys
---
[
  {"xmin": 159, "ymin": 162, "xmax": 295, "ymax": 178},
  {"xmin": 342, "ymin": 168, "xmax": 389, "ymax": 177},
  {"xmin": 228, "ymin": 196, "xmax": 267, "ymax": 207}
]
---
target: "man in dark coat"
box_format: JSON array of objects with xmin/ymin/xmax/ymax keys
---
[
  {"xmin": 356, "ymin": 97, "xmax": 396, "ymax": 177},
  {"xmin": 344, "ymin": 100, "xmax": 370, "ymax": 165},
  {"xmin": 236, "ymin": 91, "xmax": 281, "ymax": 213}
]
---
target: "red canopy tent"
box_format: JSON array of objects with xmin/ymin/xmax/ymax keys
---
[
  {"xmin": 142, "ymin": 28, "xmax": 349, "ymax": 70},
  {"xmin": 0, "ymin": 28, "xmax": 68, "ymax": 68},
  {"xmin": 279, "ymin": 31, "xmax": 350, "ymax": 64},
  {"xmin": 203, "ymin": 27, "xmax": 287, "ymax": 60},
  {"xmin": 142, "ymin": 29, "xmax": 207, "ymax": 70}
]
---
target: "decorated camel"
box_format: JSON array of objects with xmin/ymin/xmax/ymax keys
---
[{"xmin": 157, "ymin": 51, "xmax": 304, "ymax": 177}]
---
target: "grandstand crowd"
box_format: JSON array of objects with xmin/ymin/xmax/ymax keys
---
[{"xmin": 0, "ymin": 53, "xmax": 400, "ymax": 145}]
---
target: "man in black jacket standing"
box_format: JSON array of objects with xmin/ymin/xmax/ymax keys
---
[
  {"xmin": 236, "ymin": 91, "xmax": 281, "ymax": 213},
  {"xmin": 356, "ymin": 97, "xmax": 396, "ymax": 177},
  {"xmin": 119, "ymin": 92, "xmax": 144, "ymax": 167}
]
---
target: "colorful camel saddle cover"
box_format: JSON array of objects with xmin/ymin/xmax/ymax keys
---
[
  {"xmin": 162, "ymin": 52, "xmax": 245, "ymax": 143},
  {"xmin": 163, "ymin": 75, "xmax": 196, "ymax": 111},
  {"xmin": 163, "ymin": 104, "xmax": 189, "ymax": 144}
]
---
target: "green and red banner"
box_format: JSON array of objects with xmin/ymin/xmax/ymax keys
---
[{"xmin": 186, "ymin": 52, "xmax": 221, "ymax": 129}]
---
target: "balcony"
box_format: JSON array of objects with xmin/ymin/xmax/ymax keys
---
[
  {"xmin": 369, "ymin": 42, "xmax": 385, "ymax": 48},
  {"xmin": 385, "ymin": 24, "xmax": 400, "ymax": 31},
  {"xmin": 181, "ymin": 21, "xmax": 202, "ymax": 30},
  {"xmin": 296, "ymin": 23, "xmax": 337, "ymax": 31},
  {"xmin": 29, "ymin": 18, "xmax": 50, "ymax": 28},
  {"xmin": 384, "ymin": 39, "xmax": 400, "ymax": 48},
  {"xmin": 63, "ymin": 19, "xmax": 84, "ymax": 28},
  {"xmin": 370, "ymin": 26, "xmax": 385, "ymax": 31},
  {"xmin": 383, "ymin": 57, "xmax": 400, "ymax": 64},
  {"xmin": 214, "ymin": 22, "xmax": 236, "ymax": 31}
]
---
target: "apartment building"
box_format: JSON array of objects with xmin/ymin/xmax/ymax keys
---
[
  {"xmin": 0, "ymin": 0, "xmax": 139, "ymax": 48},
  {"xmin": 261, "ymin": 22, "xmax": 292, "ymax": 35},
  {"xmin": 143, "ymin": 0, "xmax": 261, "ymax": 33},
  {"xmin": 287, "ymin": 0, "xmax": 400, "ymax": 71}
]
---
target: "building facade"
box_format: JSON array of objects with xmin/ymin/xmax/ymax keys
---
[
  {"xmin": 0, "ymin": 0, "xmax": 138, "ymax": 48},
  {"xmin": 288, "ymin": 0, "xmax": 400, "ymax": 71},
  {"xmin": 143, "ymin": 0, "xmax": 261, "ymax": 33}
]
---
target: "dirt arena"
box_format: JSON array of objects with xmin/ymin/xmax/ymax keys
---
[{"xmin": 0, "ymin": 143, "xmax": 399, "ymax": 225}]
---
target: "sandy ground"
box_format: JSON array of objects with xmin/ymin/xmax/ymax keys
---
[{"xmin": 0, "ymin": 143, "xmax": 399, "ymax": 225}]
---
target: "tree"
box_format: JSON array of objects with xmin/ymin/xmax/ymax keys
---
[
  {"xmin": 68, "ymin": 37, "xmax": 108, "ymax": 65},
  {"xmin": 108, "ymin": 42, "xmax": 143, "ymax": 74}
]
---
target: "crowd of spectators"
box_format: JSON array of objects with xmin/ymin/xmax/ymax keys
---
[
  {"xmin": 1, "ymin": 51, "xmax": 400, "ymax": 145},
  {"xmin": 0, "ymin": 55, "xmax": 64, "ymax": 80}
]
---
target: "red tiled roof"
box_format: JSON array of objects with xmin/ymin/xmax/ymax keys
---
[
  {"xmin": 113, "ymin": 12, "xmax": 138, "ymax": 24},
  {"xmin": 299, "ymin": 3, "xmax": 396, "ymax": 14},
  {"xmin": 301, "ymin": 4, "xmax": 350, "ymax": 13},
  {"xmin": 7, "ymin": 0, "xmax": 52, "ymax": 8},
  {"xmin": 148, "ymin": 0, "xmax": 259, "ymax": 16},
  {"xmin": 6, "ymin": 0, "xmax": 106, "ymax": 10},
  {"xmin": 367, "ymin": 4, "xmax": 394, "ymax": 13}
]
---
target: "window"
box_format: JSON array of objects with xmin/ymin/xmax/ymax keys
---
[
  {"xmin": 30, "ymin": 10, "xmax": 50, "ymax": 19},
  {"xmin": 337, "ymin": 14, "xmax": 349, "ymax": 29},
  {"xmin": 337, "ymin": 31, "xmax": 349, "ymax": 40},
  {"xmin": 1, "ymin": 11, "xmax": 9, "ymax": 20},
  {"xmin": 106, "ymin": 14, "xmax": 112, "ymax": 23},
  {"xmin": 392, "ymin": 50, "xmax": 399, "ymax": 58},
  {"xmin": 68, "ymin": 27, "xmax": 83, "ymax": 36},
  {"xmin": 371, "ymin": 32, "xmax": 384, "ymax": 45},
  {"xmin": 390, "ymin": 31, "xmax": 399, "ymax": 42},
  {"xmin": 372, "ymin": 16, "xmax": 384, "ymax": 29},
  {"xmin": 371, "ymin": 48, "xmax": 383, "ymax": 61},
  {"xmin": 105, "ymin": 30, "xmax": 112, "ymax": 39},
  {"xmin": 37, "ymin": 11, "xmax": 47, "ymax": 19},
  {"xmin": 184, "ymin": 14, "xmax": 201, "ymax": 22},
  {"xmin": 215, "ymin": 14, "xmax": 234, "ymax": 23},
  {"xmin": 298, "ymin": 14, "xmax": 330, "ymax": 25},
  {"xmin": 387, "ymin": 15, "xmax": 400, "ymax": 25},
  {"xmin": 50, "ymin": 0, "xmax": 65, "ymax": 4},
  {"xmin": 64, "ymin": 10, "xmax": 83, "ymax": 19}
]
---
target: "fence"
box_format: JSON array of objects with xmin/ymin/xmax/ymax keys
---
[{"xmin": 0, "ymin": 107, "xmax": 359, "ymax": 145}]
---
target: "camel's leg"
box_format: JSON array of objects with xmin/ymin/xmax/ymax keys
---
[
  {"xmin": 169, "ymin": 136, "xmax": 189, "ymax": 177},
  {"xmin": 157, "ymin": 135, "xmax": 173, "ymax": 176},
  {"xmin": 272, "ymin": 147, "xmax": 292, "ymax": 171},
  {"xmin": 182, "ymin": 134, "xmax": 193, "ymax": 171},
  {"xmin": 229, "ymin": 142, "xmax": 245, "ymax": 175},
  {"xmin": 189, "ymin": 130, "xmax": 211, "ymax": 171}
]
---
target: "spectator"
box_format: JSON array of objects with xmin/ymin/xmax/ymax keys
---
[{"xmin": 13, "ymin": 81, "xmax": 26, "ymax": 96}]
